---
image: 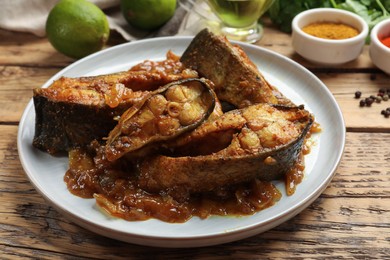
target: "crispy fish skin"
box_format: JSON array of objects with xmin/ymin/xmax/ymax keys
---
[
  {"xmin": 137, "ymin": 104, "xmax": 313, "ymax": 194},
  {"xmin": 105, "ymin": 78, "xmax": 217, "ymax": 161},
  {"xmin": 180, "ymin": 28, "xmax": 291, "ymax": 108}
]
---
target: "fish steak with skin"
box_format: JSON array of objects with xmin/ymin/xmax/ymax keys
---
[
  {"xmin": 104, "ymin": 78, "xmax": 217, "ymax": 161},
  {"xmin": 180, "ymin": 29, "xmax": 293, "ymax": 108},
  {"xmin": 32, "ymin": 52, "xmax": 198, "ymax": 154},
  {"xmin": 136, "ymin": 103, "xmax": 313, "ymax": 196}
]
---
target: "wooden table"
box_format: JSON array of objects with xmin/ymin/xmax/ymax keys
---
[{"xmin": 1, "ymin": 19, "xmax": 389, "ymax": 259}]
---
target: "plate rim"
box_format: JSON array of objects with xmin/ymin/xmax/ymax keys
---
[{"xmin": 17, "ymin": 35, "xmax": 346, "ymax": 247}]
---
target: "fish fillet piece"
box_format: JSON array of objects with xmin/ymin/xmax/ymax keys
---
[
  {"xmin": 136, "ymin": 103, "xmax": 313, "ymax": 194},
  {"xmin": 105, "ymin": 78, "xmax": 217, "ymax": 161},
  {"xmin": 180, "ymin": 29, "xmax": 292, "ymax": 107}
]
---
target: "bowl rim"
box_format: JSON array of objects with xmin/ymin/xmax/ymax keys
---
[
  {"xmin": 370, "ymin": 18, "xmax": 390, "ymax": 54},
  {"xmin": 292, "ymin": 8, "xmax": 369, "ymax": 44}
]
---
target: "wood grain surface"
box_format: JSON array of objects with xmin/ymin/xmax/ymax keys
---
[{"xmin": 0, "ymin": 16, "xmax": 389, "ymax": 259}]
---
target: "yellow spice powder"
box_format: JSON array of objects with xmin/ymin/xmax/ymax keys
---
[{"xmin": 302, "ymin": 22, "xmax": 359, "ymax": 40}]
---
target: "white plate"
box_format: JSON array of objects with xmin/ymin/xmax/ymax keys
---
[{"xmin": 17, "ymin": 36, "xmax": 345, "ymax": 248}]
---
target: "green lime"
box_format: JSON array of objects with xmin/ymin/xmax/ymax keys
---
[
  {"xmin": 121, "ymin": 0, "xmax": 177, "ymax": 31},
  {"xmin": 46, "ymin": 0, "xmax": 110, "ymax": 59}
]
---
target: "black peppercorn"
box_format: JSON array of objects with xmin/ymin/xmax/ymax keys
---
[
  {"xmin": 355, "ymin": 91, "xmax": 362, "ymax": 99},
  {"xmin": 365, "ymin": 98, "xmax": 374, "ymax": 106},
  {"xmin": 359, "ymin": 99, "xmax": 366, "ymax": 107}
]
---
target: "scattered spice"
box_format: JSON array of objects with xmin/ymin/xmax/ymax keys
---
[
  {"xmin": 302, "ymin": 22, "xmax": 359, "ymax": 40},
  {"xmin": 355, "ymin": 89, "xmax": 390, "ymax": 118},
  {"xmin": 365, "ymin": 97, "xmax": 374, "ymax": 106},
  {"xmin": 355, "ymin": 91, "xmax": 362, "ymax": 99},
  {"xmin": 382, "ymin": 108, "xmax": 390, "ymax": 118},
  {"xmin": 380, "ymin": 36, "xmax": 390, "ymax": 48}
]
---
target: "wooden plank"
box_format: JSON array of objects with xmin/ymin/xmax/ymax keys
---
[
  {"xmin": 1, "ymin": 125, "xmax": 389, "ymax": 259},
  {"xmin": 0, "ymin": 66, "xmax": 60, "ymax": 122},
  {"xmin": 318, "ymin": 72, "xmax": 390, "ymax": 131},
  {"xmin": 0, "ymin": 29, "xmax": 73, "ymax": 68},
  {"xmin": 0, "ymin": 29, "xmax": 125, "ymax": 68},
  {"xmin": 325, "ymin": 132, "xmax": 390, "ymax": 197}
]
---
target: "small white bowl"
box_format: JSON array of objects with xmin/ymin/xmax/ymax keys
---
[
  {"xmin": 369, "ymin": 18, "xmax": 390, "ymax": 75},
  {"xmin": 292, "ymin": 8, "xmax": 369, "ymax": 65}
]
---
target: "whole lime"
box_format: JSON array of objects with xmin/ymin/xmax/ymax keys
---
[
  {"xmin": 46, "ymin": 0, "xmax": 110, "ymax": 59},
  {"xmin": 121, "ymin": 0, "xmax": 177, "ymax": 31}
]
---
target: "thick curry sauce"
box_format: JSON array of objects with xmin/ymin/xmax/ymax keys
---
[
  {"xmin": 64, "ymin": 146, "xmax": 282, "ymax": 223},
  {"xmin": 63, "ymin": 125, "xmax": 318, "ymax": 223}
]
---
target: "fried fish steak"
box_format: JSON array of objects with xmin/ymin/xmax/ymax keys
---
[
  {"xmin": 33, "ymin": 52, "xmax": 198, "ymax": 154},
  {"xmin": 180, "ymin": 28, "xmax": 292, "ymax": 108},
  {"xmin": 105, "ymin": 78, "xmax": 217, "ymax": 161},
  {"xmin": 33, "ymin": 81, "xmax": 151, "ymax": 154},
  {"xmin": 136, "ymin": 103, "xmax": 313, "ymax": 195}
]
